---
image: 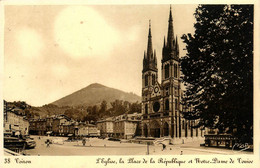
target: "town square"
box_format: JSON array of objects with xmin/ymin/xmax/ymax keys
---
[{"xmin": 2, "ymin": 4, "xmax": 255, "ymax": 168}]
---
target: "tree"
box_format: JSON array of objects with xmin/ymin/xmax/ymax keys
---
[
  {"xmin": 110, "ymin": 99, "xmax": 127, "ymax": 116},
  {"xmin": 129, "ymin": 101, "xmax": 141, "ymax": 114},
  {"xmin": 181, "ymin": 5, "xmax": 253, "ymax": 143},
  {"xmin": 99, "ymin": 100, "xmax": 108, "ymax": 117}
]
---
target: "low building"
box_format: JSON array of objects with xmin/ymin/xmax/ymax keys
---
[
  {"xmin": 4, "ymin": 109, "xmax": 29, "ymax": 136},
  {"xmin": 113, "ymin": 113, "xmax": 142, "ymax": 139},
  {"xmin": 60, "ymin": 121, "xmax": 72, "ymax": 136},
  {"xmin": 97, "ymin": 117, "xmax": 114, "ymax": 137},
  {"xmin": 29, "ymin": 118, "xmax": 46, "ymax": 135},
  {"xmin": 78, "ymin": 122, "xmax": 100, "ymax": 137},
  {"xmin": 52, "ymin": 115, "xmax": 70, "ymax": 135},
  {"xmin": 46, "ymin": 116, "xmax": 55, "ymax": 133}
]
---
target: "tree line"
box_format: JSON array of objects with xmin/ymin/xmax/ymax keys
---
[{"xmin": 4, "ymin": 99, "xmax": 141, "ymax": 124}]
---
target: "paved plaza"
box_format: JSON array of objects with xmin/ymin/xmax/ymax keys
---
[{"xmin": 21, "ymin": 136, "xmax": 253, "ymax": 156}]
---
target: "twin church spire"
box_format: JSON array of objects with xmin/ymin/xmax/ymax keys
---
[
  {"xmin": 143, "ymin": 6, "xmax": 179, "ymax": 73},
  {"xmin": 143, "ymin": 20, "xmax": 157, "ymax": 72}
]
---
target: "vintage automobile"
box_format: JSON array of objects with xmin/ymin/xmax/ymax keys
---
[
  {"xmin": 108, "ymin": 137, "xmax": 121, "ymax": 141},
  {"xmin": 24, "ymin": 137, "xmax": 36, "ymax": 149},
  {"xmin": 4, "ymin": 136, "xmax": 26, "ymax": 152}
]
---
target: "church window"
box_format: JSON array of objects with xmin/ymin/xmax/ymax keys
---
[
  {"xmin": 145, "ymin": 75, "xmax": 148, "ymax": 86},
  {"xmin": 152, "ymin": 74, "xmax": 155, "ymax": 85},
  {"xmin": 165, "ymin": 99, "xmax": 169, "ymax": 111},
  {"xmin": 175, "ymin": 87, "xmax": 178, "ymax": 96},
  {"xmin": 174, "ymin": 64, "xmax": 178, "ymax": 78},
  {"xmin": 145, "ymin": 104, "xmax": 148, "ymax": 114},
  {"xmin": 153, "ymin": 102, "xmax": 160, "ymax": 112},
  {"xmin": 175, "ymin": 99, "xmax": 178, "ymax": 111},
  {"xmin": 165, "ymin": 64, "xmax": 169, "ymax": 79},
  {"xmin": 165, "ymin": 87, "xmax": 169, "ymax": 96}
]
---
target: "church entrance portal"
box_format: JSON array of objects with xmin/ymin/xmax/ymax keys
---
[
  {"xmin": 150, "ymin": 120, "xmax": 160, "ymax": 138},
  {"xmin": 163, "ymin": 122, "xmax": 169, "ymax": 136},
  {"xmin": 143, "ymin": 124, "xmax": 148, "ymax": 137}
]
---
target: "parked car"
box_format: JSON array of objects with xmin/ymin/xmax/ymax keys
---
[
  {"xmin": 4, "ymin": 136, "xmax": 26, "ymax": 151},
  {"xmin": 24, "ymin": 137, "xmax": 36, "ymax": 149},
  {"xmin": 98, "ymin": 136, "xmax": 106, "ymax": 139},
  {"xmin": 108, "ymin": 138, "xmax": 121, "ymax": 141}
]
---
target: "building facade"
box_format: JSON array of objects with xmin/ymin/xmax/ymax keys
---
[
  {"xmin": 4, "ymin": 111, "xmax": 29, "ymax": 136},
  {"xmin": 96, "ymin": 117, "xmax": 114, "ymax": 137},
  {"xmin": 141, "ymin": 7, "xmax": 203, "ymax": 140},
  {"xmin": 29, "ymin": 119, "xmax": 46, "ymax": 135},
  {"xmin": 113, "ymin": 113, "xmax": 142, "ymax": 139},
  {"xmin": 78, "ymin": 122, "xmax": 100, "ymax": 137}
]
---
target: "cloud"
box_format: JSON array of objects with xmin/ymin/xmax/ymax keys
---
[
  {"xmin": 51, "ymin": 64, "xmax": 69, "ymax": 79},
  {"xmin": 15, "ymin": 27, "xmax": 44, "ymax": 59},
  {"xmin": 54, "ymin": 6, "xmax": 120, "ymax": 59},
  {"xmin": 127, "ymin": 25, "xmax": 141, "ymax": 42}
]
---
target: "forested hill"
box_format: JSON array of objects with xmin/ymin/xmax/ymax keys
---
[
  {"xmin": 51, "ymin": 83, "xmax": 141, "ymax": 107},
  {"xmin": 4, "ymin": 83, "xmax": 142, "ymax": 122}
]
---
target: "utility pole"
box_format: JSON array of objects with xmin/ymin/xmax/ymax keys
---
[{"xmin": 147, "ymin": 142, "xmax": 149, "ymax": 155}]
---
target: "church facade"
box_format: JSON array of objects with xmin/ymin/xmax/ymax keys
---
[{"xmin": 141, "ymin": 7, "xmax": 203, "ymax": 140}]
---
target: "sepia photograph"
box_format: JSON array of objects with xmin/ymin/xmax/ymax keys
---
[{"xmin": 1, "ymin": 1, "xmax": 258, "ymax": 168}]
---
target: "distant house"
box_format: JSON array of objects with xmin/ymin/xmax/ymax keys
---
[
  {"xmin": 4, "ymin": 106, "xmax": 29, "ymax": 136},
  {"xmin": 46, "ymin": 116, "xmax": 54, "ymax": 133},
  {"xmin": 97, "ymin": 113, "xmax": 142, "ymax": 139},
  {"xmin": 52, "ymin": 115, "xmax": 70, "ymax": 135},
  {"xmin": 29, "ymin": 118, "xmax": 46, "ymax": 135},
  {"xmin": 97, "ymin": 117, "xmax": 114, "ymax": 137},
  {"xmin": 78, "ymin": 122, "xmax": 100, "ymax": 137},
  {"xmin": 113, "ymin": 113, "xmax": 142, "ymax": 139},
  {"xmin": 28, "ymin": 114, "xmax": 100, "ymax": 137}
]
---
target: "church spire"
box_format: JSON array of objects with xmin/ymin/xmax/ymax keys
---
[
  {"xmin": 175, "ymin": 36, "xmax": 179, "ymax": 55},
  {"xmin": 167, "ymin": 6, "xmax": 175, "ymax": 49},
  {"xmin": 163, "ymin": 36, "xmax": 166, "ymax": 48},
  {"xmin": 154, "ymin": 49, "xmax": 157, "ymax": 66},
  {"xmin": 143, "ymin": 20, "xmax": 157, "ymax": 72},
  {"xmin": 147, "ymin": 20, "xmax": 153, "ymax": 60}
]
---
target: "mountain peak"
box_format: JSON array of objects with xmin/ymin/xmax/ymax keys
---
[
  {"xmin": 51, "ymin": 83, "xmax": 141, "ymax": 107},
  {"xmin": 87, "ymin": 83, "xmax": 105, "ymax": 88}
]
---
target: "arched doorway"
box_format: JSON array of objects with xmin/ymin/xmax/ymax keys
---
[
  {"xmin": 135, "ymin": 123, "xmax": 142, "ymax": 137},
  {"xmin": 143, "ymin": 124, "xmax": 148, "ymax": 137},
  {"xmin": 150, "ymin": 120, "xmax": 160, "ymax": 138},
  {"xmin": 163, "ymin": 122, "xmax": 169, "ymax": 136},
  {"xmin": 165, "ymin": 99, "xmax": 169, "ymax": 111}
]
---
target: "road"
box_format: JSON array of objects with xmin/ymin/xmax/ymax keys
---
[{"xmin": 23, "ymin": 135, "xmax": 253, "ymax": 156}]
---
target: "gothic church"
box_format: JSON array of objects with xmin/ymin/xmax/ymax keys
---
[{"xmin": 141, "ymin": 7, "xmax": 203, "ymax": 140}]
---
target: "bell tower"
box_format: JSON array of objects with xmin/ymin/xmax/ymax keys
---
[
  {"xmin": 161, "ymin": 6, "xmax": 181, "ymax": 138},
  {"xmin": 142, "ymin": 20, "xmax": 158, "ymax": 101}
]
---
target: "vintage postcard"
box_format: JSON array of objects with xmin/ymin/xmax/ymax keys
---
[{"xmin": 0, "ymin": 0, "xmax": 259, "ymax": 168}]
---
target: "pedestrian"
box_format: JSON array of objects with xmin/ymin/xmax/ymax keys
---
[
  {"xmin": 82, "ymin": 138, "xmax": 86, "ymax": 146},
  {"xmin": 46, "ymin": 139, "xmax": 50, "ymax": 147},
  {"xmin": 162, "ymin": 144, "xmax": 166, "ymax": 151}
]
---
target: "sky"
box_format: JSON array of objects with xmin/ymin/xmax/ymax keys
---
[{"xmin": 4, "ymin": 5, "xmax": 197, "ymax": 106}]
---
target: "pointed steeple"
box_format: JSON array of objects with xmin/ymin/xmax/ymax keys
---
[
  {"xmin": 175, "ymin": 36, "xmax": 179, "ymax": 54},
  {"xmin": 143, "ymin": 20, "xmax": 157, "ymax": 72},
  {"xmin": 154, "ymin": 49, "xmax": 157, "ymax": 66},
  {"xmin": 148, "ymin": 20, "xmax": 152, "ymax": 37},
  {"xmin": 167, "ymin": 6, "xmax": 175, "ymax": 49},
  {"xmin": 169, "ymin": 5, "xmax": 173, "ymax": 21},
  {"xmin": 147, "ymin": 20, "xmax": 153, "ymax": 60},
  {"xmin": 162, "ymin": 6, "xmax": 179, "ymax": 63},
  {"xmin": 163, "ymin": 36, "xmax": 166, "ymax": 48}
]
